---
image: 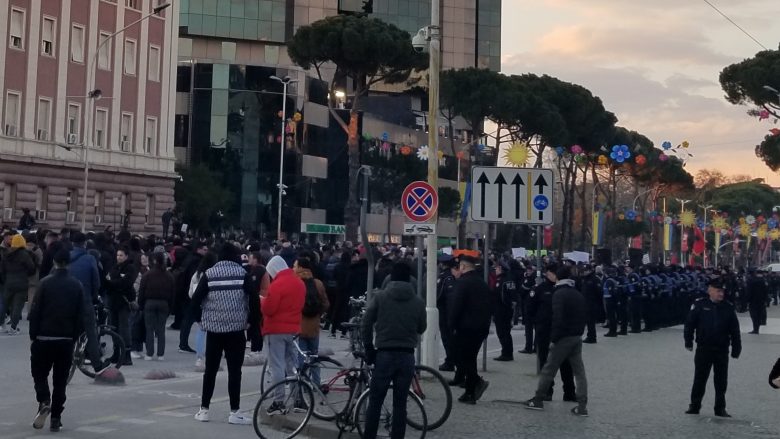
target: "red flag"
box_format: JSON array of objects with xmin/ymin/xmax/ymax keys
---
[
  {"xmin": 543, "ymin": 226, "xmax": 553, "ymax": 248},
  {"xmin": 692, "ymin": 227, "xmax": 705, "ymax": 255}
]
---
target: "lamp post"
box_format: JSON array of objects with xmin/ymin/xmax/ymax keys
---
[
  {"xmin": 270, "ymin": 75, "xmax": 298, "ymax": 242},
  {"xmin": 677, "ymin": 198, "xmax": 691, "ymax": 266},
  {"xmin": 699, "ymin": 204, "xmax": 713, "ymax": 267},
  {"xmin": 80, "ymin": 2, "xmax": 171, "ymax": 232}
]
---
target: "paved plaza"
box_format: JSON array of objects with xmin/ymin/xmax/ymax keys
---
[{"xmin": 1, "ymin": 309, "xmax": 780, "ymax": 439}]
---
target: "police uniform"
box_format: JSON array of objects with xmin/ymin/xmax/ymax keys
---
[
  {"xmin": 436, "ymin": 255, "xmax": 458, "ymax": 370},
  {"xmin": 683, "ymin": 278, "xmax": 741, "ymax": 417},
  {"xmin": 492, "ymin": 263, "xmax": 516, "ymax": 361}
]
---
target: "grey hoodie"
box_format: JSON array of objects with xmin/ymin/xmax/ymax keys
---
[{"xmin": 362, "ymin": 281, "xmax": 426, "ymax": 351}]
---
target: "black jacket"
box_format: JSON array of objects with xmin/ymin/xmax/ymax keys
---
[
  {"xmin": 29, "ymin": 269, "xmax": 85, "ymax": 340},
  {"xmin": 105, "ymin": 259, "xmax": 138, "ymax": 308},
  {"xmin": 138, "ymin": 268, "xmax": 175, "ymax": 309},
  {"xmin": 527, "ymin": 280, "xmax": 555, "ymax": 328},
  {"xmin": 448, "ymin": 270, "xmax": 492, "ymax": 336},
  {"xmin": 436, "ymin": 271, "xmax": 457, "ymax": 311},
  {"xmin": 684, "ymin": 298, "xmax": 741, "ymax": 356},
  {"xmin": 746, "ymin": 276, "xmax": 769, "ymax": 306},
  {"xmin": 550, "ymin": 279, "xmax": 587, "ymax": 343}
]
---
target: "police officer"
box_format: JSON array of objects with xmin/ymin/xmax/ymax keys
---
[
  {"xmin": 746, "ymin": 269, "xmax": 768, "ymax": 334},
  {"xmin": 518, "ymin": 264, "xmax": 537, "ymax": 354},
  {"xmin": 579, "ymin": 265, "xmax": 601, "ymax": 344},
  {"xmin": 683, "ymin": 277, "xmax": 741, "ymax": 417},
  {"xmin": 603, "ymin": 270, "xmax": 620, "ymax": 337},
  {"xmin": 492, "ymin": 260, "xmax": 516, "ymax": 361},
  {"xmin": 436, "ymin": 254, "xmax": 459, "ymax": 372}
]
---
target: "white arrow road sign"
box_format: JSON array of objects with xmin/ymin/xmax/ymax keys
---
[{"xmin": 470, "ymin": 166, "xmax": 554, "ymax": 225}]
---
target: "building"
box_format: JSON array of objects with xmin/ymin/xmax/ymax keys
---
[
  {"xmin": 0, "ymin": 0, "xmax": 179, "ymax": 234},
  {"xmin": 176, "ymin": 0, "xmax": 501, "ymax": 243}
]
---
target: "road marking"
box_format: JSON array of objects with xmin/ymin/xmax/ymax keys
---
[
  {"xmin": 75, "ymin": 426, "xmax": 116, "ymax": 433},
  {"xmin": 118, "ymin": 418, "xmax": 156, "ymax": 425},
  {"xmin": 26, "ymin": 436, "xmax": 74, "ymax": 439},
  {"xmin": 154, "ymin": 411, "xmax": 192, "ymax": 418}
]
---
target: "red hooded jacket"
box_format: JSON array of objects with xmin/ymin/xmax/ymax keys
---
[{"xmin": 261, "ymin": 268, "xmax": 305, "ymax": 335}]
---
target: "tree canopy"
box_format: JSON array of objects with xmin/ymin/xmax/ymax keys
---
[
  {"xmin": 708, "ymin": 180, "xmax": 780, "ymax": 217},
  {"xmin": 756, "ymin": 134, "xmax": 780, "ymax": 172},
  {"xmin": 720, "ymin": 46, "xmax": 780, "ymax": 119}
]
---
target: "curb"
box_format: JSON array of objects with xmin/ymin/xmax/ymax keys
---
[{"xmin": 258, "ymin": 412, "xmax": 361, "ymax": 439}]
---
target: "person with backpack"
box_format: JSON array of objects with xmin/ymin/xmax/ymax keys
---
[{"xmin": 294, "ymin": 256, "xmax": 329, "ymax": 385}]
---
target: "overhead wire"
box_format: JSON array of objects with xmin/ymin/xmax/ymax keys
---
[{"xmin": 700, "ymin": 0, "xmax": 768, "ymax": 50}]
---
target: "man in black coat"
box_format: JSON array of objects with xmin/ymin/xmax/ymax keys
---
[
  {"xmin": 746, "ymin": 270, "xmax": 768, "ymax": 334},
  {"xmin": 28, "ymin": 249, "xmax": 89, "ymax": 432},
  {"xmin": 684, "ymin": 277, "xmax": 741, "ymax": 417},
  {"xmin": 104, "ymin": 247, "xmax": 138, "ymax": 365},
  {"xmin": 579, "ymin": 265, "xmax": 601, "ymax": 343},
  {"xmin": 448, "ymin": 254, "xmax": 492, "ymax": 404},
  {"xmin": 436, "ymin": 255, "xmax": 459, "ymax": 371}
]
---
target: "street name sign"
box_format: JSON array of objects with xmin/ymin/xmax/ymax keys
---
[
  {"xmin": 403, "ymin": 223, "xmax": 437, "ymax": 235},
  {"xmin": 470, "ymin": 166, "xmax": 554, "ymax": 225}
]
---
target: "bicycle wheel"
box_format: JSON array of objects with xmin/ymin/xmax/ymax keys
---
[
  {"xmin": 253, "ymin": 378, "xmax": 314, "ymax": 439},
  {"xmin": 307, "ymin": 357, "xmax": 349, "ymax": 421},
  {"xmin": 408, "ymin": 365, "xmax": 452, "ymax": 430},
  {"xmin": 67, "ymin": 334, "xmax": 88, "ymax": 384},
  {"xmin": 260, "ymin": 360, "xmax": 272, "ymax": 395},
  {"xmin": 78, "ymin": 327, "xmax": 125, "ymax": 379},
  {"xmin": 354, "ymin": 388, "xmax": 427, "ymax": 439}
]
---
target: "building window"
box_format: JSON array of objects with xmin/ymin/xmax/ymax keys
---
[
  {"xmin": 125, "ymin": 0, "xmax": 140, "ymax": 9},
  {"xmin": 94, "ymin": 190, "xmax": 104, "ymax": 216},
  {"xmin": 37, "ymin": 98, "xmax": 51, "ymax": 141},
  {"xmin": 120, "ymin": 192, "xmax": 129, "ymax": 213},
  {"xmin": 5, "ymin": 91, "xmax": 21, "ymax": 137},
  {"xmin": 144, "ymin": 117, "xmax": 157, "ymax": 155},
  {"xmin": 71, "ymin": 24, "xmax": 85, "ymax": 62},
  {"xmin": 98, "ymin": 31, "xmax": 111, "ymax": 70},
  {"xmin": 41, "ymin": 17, "xmax": 55, "ymax": 56},
  {"xmin": 35, "ymin": 187, "xmax": 48, "ymax": 219},
  {"xmin": 148, "ymin": 45, "xmax": 160, "ymax": 82},
  {"xmin": 145, "ymin": 194, "xmax": 154, "ymax": 225},
  {"xmin": 65, "ymin": 189, "xmax": 74, "ymax": 212},
  {"xmin": 94, "ymin": 108, "xmax": 108, "ymax": 148},
  {"xmin": 67, "ymin": 103, "xmax": 81, "ymax": 143},
  {"xmin": 120, "ymin": 113, "xmax": 133, "ymax": 151},
  {"xmin": 3, "ymin": 184, "xmax": 17, "ymax": 209},
  {"xmin": 124, "ymin": 39, "xmax": 137, "ymax": 75},
  {"xmin": 9, "ymin": 8, "xmax": 25, "ymax": 50}
]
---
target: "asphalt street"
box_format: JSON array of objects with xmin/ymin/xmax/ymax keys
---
[{"xmin": 2, "ymin": 307, "xmax": 780, "ymax": 439}]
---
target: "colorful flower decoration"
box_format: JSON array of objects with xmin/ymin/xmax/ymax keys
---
[
  {"xmin": 293, "ymin": 112, "xmax": 302, "ymax": 122},
  {"xmin": 740, "ymin": 224, "xmax": 751, "ymax": 237},
  {"xmin": 758, "ymin": 226, "xmax": 768, "ymax": 240},
  {"xmin": 456, "ymin": 150, "xmax": 467, "ymax": 160},
  {"xmin": 555, "ymin": 146, "xmax": 565, "ymax": 157},
  {"xmin": 681, "ymin": 140, "xmax": 690, "ymax": 149},
  {"xmin": 712, "ymin": 217, "xmax": 727, "ymax": 231},
  {"xmin": 610, "ymin": 144, "xmax": 631, "ymax": 163},
  {"xmin": 626, "ymin": 210, "xmax": 637, "ymax": 221},
  {"xmin": 575, "ymin": 153, "xmax": 587, "ymax": 164},
  {"xmin": 769, "ymin": 218, "xmax": 779, "ymax": 229},
  {"xmin": 502, "ymin": 142, "xmax": 529, "ymax": 167},
  {"xmin": 659, "ymin": 153, "xmax": 668, "ymax": 162},
  {"xmin": 417, "ymin": 145, "xmax": 429, "ymax": 161},
  {"xmin": 618, "ymin": 213, "xmax": 625, "ymax": 220},
  {"xmin": 635, "ymin": 215, "xmax": 643, "ymax": 223},
  {"xmin": 477, "ymin": 144, "xmax": 486, "ymax": 152},
  {"xmin": 746, "ymin": 215, "xmax": 756, "ymax": 225},
  {"xmin": 363, "ymin": 133, "xmax": 373, "ymax": 140},
  {"xmin": 438, "ymin": 150, "xmax": 446, "ymax": 166},
  {"xmin": 597, "ymin": 155, "xmax": 609, "ymax": 166},
  {"xmin": 680, "ymin": 211, "xmax": 696, "ymax": 227},
  {"xmin": 381, "ymin": 132, "xmax": 389, "ymax": 141},
  {"xmin": 400, "ymin": 145, "xmax": 412, "ymax": 156},
  {"xmin": 759, "ymin": 109, "xmax": 770, "ymax": 121},
  {"xmin": 664, "ymin": 216, "xmax": 673, "ymax": 225},
  {"xmin": 771, "ymin": 229, "xmax": 780, "ymax": 241},
  {"xmin": 635, "ymin": 154, "xmax": 647, "ymax": 166},
  {"xmin": 739, "ymin": 217, "xmax": 746, "ymax": 225},
  {"xmin": 571, "ymin": 144, "xmax": 583, "ymax": 154},
  {"xmin": 380, "ymin": 142, "xmax": 391, "ymax": 152},
  {"xmin": 662, "ymin": 141, "xmax": 672, "ymax": 150}
]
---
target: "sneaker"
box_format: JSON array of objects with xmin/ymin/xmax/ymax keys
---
[
  {"xmin": 524, "ymin": 398, "xmax": 544, "ymax": 410},
  {"xmin": 438, "ymin": 363, "xmax": 455, "ymax": 372},
  {"xmin": 130, "ymin": 351, "xmax": 143, "ymax": 359},
  {"xmin": 517, "ymin": 349, "xmax": 535, "ymax": 354},
  {"xmin": 6, "ymin": 327, "xmax": 19, "ymax": 335},
  {"xmin": 156, "ymin": 356, "xmax": 164, "ymax": 361},
  {"xmin": 714, "ymin": 409, "xmax": 732, "ymax": 418},
  {"xmin": 493, "ymin": 355, "xmax": 513, "ymax": 362},
  {"xmin": 33, "ymin": 402, "xmax": 50, "ymax": 429},
  {"xmin": 178, "ymin": 346, "xmax": 196, "ymax": 354},
  {"xmin": 144, "ymin": 355, "xmax": 153, "ymax": 361},
  {"xmin": 266, "ymin": 401, "xmax": 285, "ymax": 416},
  {"xmin": 339, "ymin": 334, "xmax": 348, "ymax": 339},
  {"xmin": 457, "ymin": 393, "xmax": 476, "ymax": 404},
  {"xmin": 582, "ymin": 338, "xmax": 597, "ymax": 344},
  {"xmin": 50, "ymin": 417, "xmax": 62, "ymax": 432},
  {"xmin": 328, "ymin": 333, "xmax": 337, "ymax": 339},
  {"xmin": 571, "ymin": 406, "xmax": 588, "ymax": 417},
  {"xmin": 685, "ymin": 406, "xmax": 700, "ymax": 415},
  {"xmin": 228, "ymin": 411, "xmax": 252, "ymax": 425},
  {"xmin": 195, "ymin": 358, "xmax": 204, "ymax": 368},
  {"xmin": 194, "ymin": 408, "xmax": 209, "ymax": 422},
  {"xmin": 474, "ymin": 379, "xmax": 489, "ymax": 401}
]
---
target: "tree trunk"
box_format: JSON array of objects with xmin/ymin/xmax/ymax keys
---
[
  {"xmin": 344, "ymin": 111, "xmax": 361, "ymax": 243},
  {"xmin": 578, "ymin": 163, "xmax": 590, "ymax": 249}
]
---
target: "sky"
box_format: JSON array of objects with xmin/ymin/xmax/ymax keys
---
[{"xmin": 501, "ymin": 0, "xmax": 780, "ymax": 185}]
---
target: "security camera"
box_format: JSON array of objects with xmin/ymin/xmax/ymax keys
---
[{"xmin": 412, "ymin": 27, "xmax": 430, "ymax": 53}]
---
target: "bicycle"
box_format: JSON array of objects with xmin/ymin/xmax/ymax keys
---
[
  {"xmin": 67, "ymin": 305, "xmax": 126, "ymax": 383},
  {"xmin": 252, "ymin": 344, "xmax": 427, "ymax": 439}
]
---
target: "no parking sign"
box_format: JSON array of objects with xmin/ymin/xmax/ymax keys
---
[{"xmin": 401, "ymin": 181, "xmax": 438, "ymax": 223}]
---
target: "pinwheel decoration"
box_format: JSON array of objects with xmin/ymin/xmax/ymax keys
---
[
  {"xmin": 746, "ymin": 215, "xmax": 756, "ymax": 225},
  {"xmin": 610, "ymin": 144, "xmax": 631, "ymax": 163},
  {"xmin": 681, "ymin": 140, "xmax": 690, "ymax": 149},
  {"xmin": 381, "ymin": 132, "xmax": 389, "ymax": 141},
  {"xmin": 662, "ymin": 141, "xmax": 672, "ymax": 150},
  {"xmin": 293, "ymin": 112, "xmax": 303, "ymax": 122},
  {"xmin": 635, "ymin": 154, "xmax": 647, "ymax": 166},
  {"xmin": 555, "ymin": 146, "xmax": 565, "ymax": 157},
  {"xmin": 575, "ymin": 153, "xmax": 587, "ymax": 164},
  {"xmin": 417, "ymin": 145, "xmax": 430, "ymax": 161},
  {"xmin": 712, "ymin": 217, "xmax": 728, "ymax": 231},
  {"xmin": 771, "ymin": 229, "xmax": 780, "ymax": 241},
  {"xmin": 400, "ymin": 145, "xmax": 413, "ymax": 156},
  {"xmin": 597, "ymin": 155, "xmax": 609, "ymax": 166},
  {"xmin": 380, "ymin": 142, "xmax": 391, "ymax": 152},
  {"xmin": 769, "ymin": 218, "xmax": 779, "ymax": 229},
  {"xmin": 626, "ymin": 210, "xmax": 637, "ymax": 221},
  {"xmin": 759, "ymin": 109, "xmax": 771, "ymax": 121},
  {"xmin": 659, "ymin": 153, "xmax": 669, "ymax": 162},
  {"xmin": 758, "ymin": 226, "xmax": 768, "ymax": 240},
  {"xmin": 456, "ymin": 150, "xmax": 467, "ymax": 160},
  {"xmin": 740, "ymin": 224, "xmax": 751, "ymax": 237},
  {"xmin": 571, "ymin": 144, "xmax": 583, "ymax": 154}
]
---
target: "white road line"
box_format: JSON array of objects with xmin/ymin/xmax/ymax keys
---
[
  {"xmin": 74, "ymin": 426, "xmax": 117, "ymax": 433},
  {"xmin": 154, "ymin": 411, "xmax": 192, "ymax": 418},
  {"xmin": 118, "ymin": 418, "xmax": 157, "ymax": 425}
]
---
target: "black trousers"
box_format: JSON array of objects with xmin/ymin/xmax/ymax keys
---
[
  {"xmin": 605, "ymin": 297, "xmax": 617, "ymax": 333},
  {"xmin": 535, "ymin": 328, "xmax": 575, "ymax": 397},
  {"xmin": 453, "ymin": 332, "xmax": 486, "ymax": 394},
  {"xmin": 178, "ymin": 300, "xmax": 194, "ymax": 348},
  {"xmin": 616, "ymin": 294, "xmax": 628, "ymax": 333},
  {"xmin": 201, "ymin": 331, "xmax": 246, "ymax": 411},
  {"xmin": 629, "ymin": 295, "xmax": 643, "ymax": 332},
  {"xmin": 437, "ymin": 307, "xmax": 454, "ymax": 365},
  {"xmin": 749, "ymin": 304, "xmax": 767, "ymax": 332},
  {"xmin": 31, "ymin": 339, "xmax": 74, "ymax": 418},
  {"xmin": 493, "ymin": 306, "xmax": 514, "ymax": 357},
  {"xmin": 690, "ymin": 348, "xmax": 729, "ymax": 411}
]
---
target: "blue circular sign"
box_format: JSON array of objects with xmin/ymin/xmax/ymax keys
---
[{"xmin": 533, "ymin": 195, "xmax": 549, "ymax": 211}]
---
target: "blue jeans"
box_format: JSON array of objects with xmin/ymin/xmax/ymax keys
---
[
  {"xmin": 297, "ymin": 336, "xmax": 320, "ymax": 387},
  {"xmin": 363, "ymin": 351, "xmax": 415, "ymax": 439},
  {"xmin": 194, "ymin": 324, "xmax": 206, "ymax": 359},
  {"xmin": 265, "ymin": 334, "xmax": 297, "ymax": 402}
]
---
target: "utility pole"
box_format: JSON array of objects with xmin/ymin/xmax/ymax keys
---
[
  {"xmin": 699, "ymin": 204, "xmax": 713, "ymax": 267},
  {"xmin": 677, "ymin": 198, "xmax": 691, "ymax": 266}
]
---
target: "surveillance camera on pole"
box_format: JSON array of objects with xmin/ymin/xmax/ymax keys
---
[{"xmin": 412, "ymin": 27, "xmax": 431, "ymax": 53}]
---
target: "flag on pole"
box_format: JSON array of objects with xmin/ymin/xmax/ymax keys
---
[
  {"xmin": 663, "ymin": 223, "xmax": 674, "ymax": 251},
  {"xmin": 459, "ymin": 182, "xmax": 472, "ymax": 223},
  {"xmin": 592, "ymin": 211, "xmax": 605, "ymax": 246}
]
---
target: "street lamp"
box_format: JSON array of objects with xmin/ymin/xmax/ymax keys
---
[
  {"xmin": 699, "ymin": 204, "xmax": 713, "ymax": 267},
  {"xmin": 270, "ymin": 75, "xmax": 298, "ymax": 241},
  {"xmin": 677, "ymin": 198, "xmax": 691, "ymax": 266},
  {"xmin": 80, "ymin": 2, "xmax": 171, "ymax": 232}
]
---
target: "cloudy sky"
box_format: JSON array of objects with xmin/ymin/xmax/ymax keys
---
[{"xmin": 502, "ymin": 0, "xmax": 780, "ymax": 184}]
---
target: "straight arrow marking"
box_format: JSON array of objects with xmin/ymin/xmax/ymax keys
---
[
  {"xmin": 477, "ymin": 172, "xmax": 490, "ymax": 218},
  {"xmin": 494, "ymin": 173, "xmax": 507, "ymax": 218},
  {"xmin": 511, "ymin": 173, "xmax": 525, "ymax": 219}
]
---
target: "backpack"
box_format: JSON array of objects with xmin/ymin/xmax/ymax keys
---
[{"xmin": 302, "ymin": 278, "xmax": 323, "ymax": 318}]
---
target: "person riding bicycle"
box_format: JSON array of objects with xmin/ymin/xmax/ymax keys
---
[
  {"xmin": 68, "ymin": 232, "xmax": 110, "ymax": 374},
  {"xmin": 361, "ymin": 262, "xmax": 426, "ymax": 439}
]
